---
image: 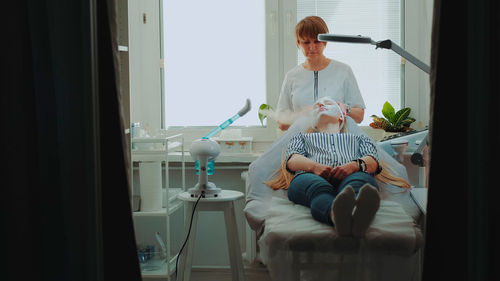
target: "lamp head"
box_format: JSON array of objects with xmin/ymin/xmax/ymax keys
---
[
  {"xmin": 190, "ymin": 138, "xmax": 220, "ymax": 161},
  {"xmin": 318, "ymin": 34, "xmax": 374, "ymax": 44},
  {"xmin": 238, "ymin": 99, "xmax": 252, "ymax": 117},
  {"xmin": 189, "ymin": 138, "xmax": 221, "ymax": 198}
]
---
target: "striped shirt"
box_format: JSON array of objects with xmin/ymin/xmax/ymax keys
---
[{"xmin": 285, "ymin": 132, "xmax": 379, "ymax": 174}]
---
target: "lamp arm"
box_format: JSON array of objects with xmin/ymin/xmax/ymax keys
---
[{"xmin": 375, "ymin": 40, "xmax": 430, "ymax": 74}]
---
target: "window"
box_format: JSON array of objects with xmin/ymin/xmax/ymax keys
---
[
  {"xmin": 163, "ymin": 0, "xmax": 266, "ymax": 127},
  {"xmin": 129, "ymin": 0, "xmax": 422, "ymax": 143},
  {"xmin": 297, "ymin": 0, "xmax": 402, "ymax": 125}
]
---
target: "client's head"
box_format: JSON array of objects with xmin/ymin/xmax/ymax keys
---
[{"xmin": 310, "ymin": 96, "xmax": 345, "ymax": 132}]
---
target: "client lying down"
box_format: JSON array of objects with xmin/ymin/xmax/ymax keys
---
[{"xmin": 266, "ymin": 97, "xmax": 410, "ymax": 238}]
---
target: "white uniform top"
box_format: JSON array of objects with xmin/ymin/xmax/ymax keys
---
[{"xmin": 276, "ymin": 59, "xmax": 365, "ymax": 113}]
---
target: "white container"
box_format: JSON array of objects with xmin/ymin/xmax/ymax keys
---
[
  {"xmin": 212, "ymin": 137, "xmax": 253, "ymax": 154},
  {"xmin": 390, "ymin": 139, "xmax": 409, "ymax": 163},
  {"xmin": 139, "ymin": 161, "xmax": 163, "ymax": 211}
]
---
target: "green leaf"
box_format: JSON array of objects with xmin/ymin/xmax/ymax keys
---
[
  {"xmin": 258, "ymin": 103, "xmax": 272, "ymax": 126},
  {"xmin": 370, "ymin": 115, "xmax": 390, "ymax": 130},
  {"xmin": 400, "ymin": 117, "xmax": 416, "ymax": 126},
  {"xmin": 382, "ymin": 102, "xmax": 396, "ymax": 123},
  {"xmin": 393, "ymin": 107, "xmax": 411, "ymax": 127},
  {"xmin": 385, "ymin": 125, "xmax": 399, "ymax": 132},
  {"xmin": 373, "ymin": 103, "xmax": 416, "ymax": 132},
  {"xmin": 370, "ymin": 115, "xmax": 385, "ymax": 122}
]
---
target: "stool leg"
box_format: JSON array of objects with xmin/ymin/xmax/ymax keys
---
[
  {"xmin": 223, "ymin": 202, "xmax": 245, "ymax": 281},
  {"xmin": 178, "ymin": 202, "xmax": 199, "ymax": 281}
]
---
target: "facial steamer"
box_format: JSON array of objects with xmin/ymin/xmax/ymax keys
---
[{"xmin": 188, "ymin": 99, "xmax": 251, "ymax": 198}]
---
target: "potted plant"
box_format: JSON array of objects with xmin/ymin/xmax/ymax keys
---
[
  {"xmin": 258, "ymin": 103, "xmax": 273, "ymax": 126},
  {"xmin": 370, "ymin": 101, "xmax": 416, "ymax": 132}
]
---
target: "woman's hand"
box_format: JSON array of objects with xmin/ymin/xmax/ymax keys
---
[
  {"xmin": 336, "ymin": 101, "xmax": 348, "ymax": 117},
  {"xmin": 335, "ymin": 101, "xmax": 365, "ymax": 124},
  {"xmin": 311, "ymin": 163, "xmax": 335, "ymax": 179},
  {"xmin": 327, "ymin": 162, "xmax": 358, "ymax": 183},
  {"xmin": 287, "ymin": 154, "xmax": 335, "ymax": 180}
]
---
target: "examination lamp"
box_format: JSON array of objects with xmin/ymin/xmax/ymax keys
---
[
  {"xmin": 317, "ymin": 34, "xmax": 430, "ymax": 74},
  {"xmin": 318, "ymin": 34, "xmax": 430, "ymax": 166},
  {"xmin": 188, "ymin": 99, "xmax": 251, "ymax": 198}
]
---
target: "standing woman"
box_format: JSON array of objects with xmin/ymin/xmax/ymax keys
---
[{"xmin": 276, "ymin": 16, "xmax": 365, "ymax": 131}]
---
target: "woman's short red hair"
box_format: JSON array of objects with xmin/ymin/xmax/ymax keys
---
[{"xmin": 295, "ymin": 16, "xmax": 329, "ymax": 45}]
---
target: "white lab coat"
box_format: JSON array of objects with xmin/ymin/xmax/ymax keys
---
[{"xmin": 276, "ymin": 59, "xmax": 366, "ymax": 113}]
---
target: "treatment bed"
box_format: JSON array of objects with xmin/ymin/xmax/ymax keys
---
[{"xmin": 244, "ymin": 117, "xmax": 424, "ymax": 281}]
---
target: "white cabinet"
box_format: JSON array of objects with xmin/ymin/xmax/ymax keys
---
[{"xmin": 131, "ymin": 134, "xmax": 185, "ymax": 280}]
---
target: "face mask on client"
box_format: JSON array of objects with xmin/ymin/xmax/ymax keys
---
[{"xmin": 312, "ymin": 97, "xmax": 345, "ymax": 130}]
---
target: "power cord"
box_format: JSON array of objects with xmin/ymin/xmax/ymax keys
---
[{"xmin": 175, "ymin": 194, "xmax": 203, "ymax": 280}]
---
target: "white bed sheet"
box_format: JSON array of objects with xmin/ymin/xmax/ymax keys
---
[{"xmin": 258, "ymin": 197, "xmax": 422, "ymax": 281}]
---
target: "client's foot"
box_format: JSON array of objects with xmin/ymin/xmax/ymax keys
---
[
  {"xmin": 352, "ymin": 184, "xmax": 380, "ymax": 238},
  {"xmin": 330, "ymin": 186, "xmax": 356, "ymax": 236}
]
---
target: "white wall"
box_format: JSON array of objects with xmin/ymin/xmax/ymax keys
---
[
  {"xmin": 405, "ymin": 0, "xmax": 434, "ymax": 128},
  {"xmin": 128, "ymin": 0, "xmax": 162, "ymax": 134}
]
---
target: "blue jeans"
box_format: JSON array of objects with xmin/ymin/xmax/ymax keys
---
[{"xmin": 287, "ymin": 172, "xmax": 379, "ymax": 225}]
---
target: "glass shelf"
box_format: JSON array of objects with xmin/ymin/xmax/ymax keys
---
[
  {"xmin": 140, "ymin": 255, "xmax": 178, "ymax": 278},
  {"xmin": 133, "ymin": 188, "xmax": 183, "ymax": 216},
  {"xmin": 131, "ymin": 133, "xmax": 185, "ymax": 281}
]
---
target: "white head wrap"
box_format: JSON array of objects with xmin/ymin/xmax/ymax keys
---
[{"xmin": 312, "ymin": 96, "xmax": 345, "ymax": 130}]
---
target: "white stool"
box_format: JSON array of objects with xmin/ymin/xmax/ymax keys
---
[{"xmin": 177, "ymin": 190, "xmax": 245, "ymax": 281}]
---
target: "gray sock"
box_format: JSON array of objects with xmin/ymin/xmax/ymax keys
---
[
  {"xmin": 352, "ymin": 184, "xmax": 380, "ymax": 238},
  {"xmin": 331, "ymin": 186, "xmax": 356, "ymax": 236}
]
